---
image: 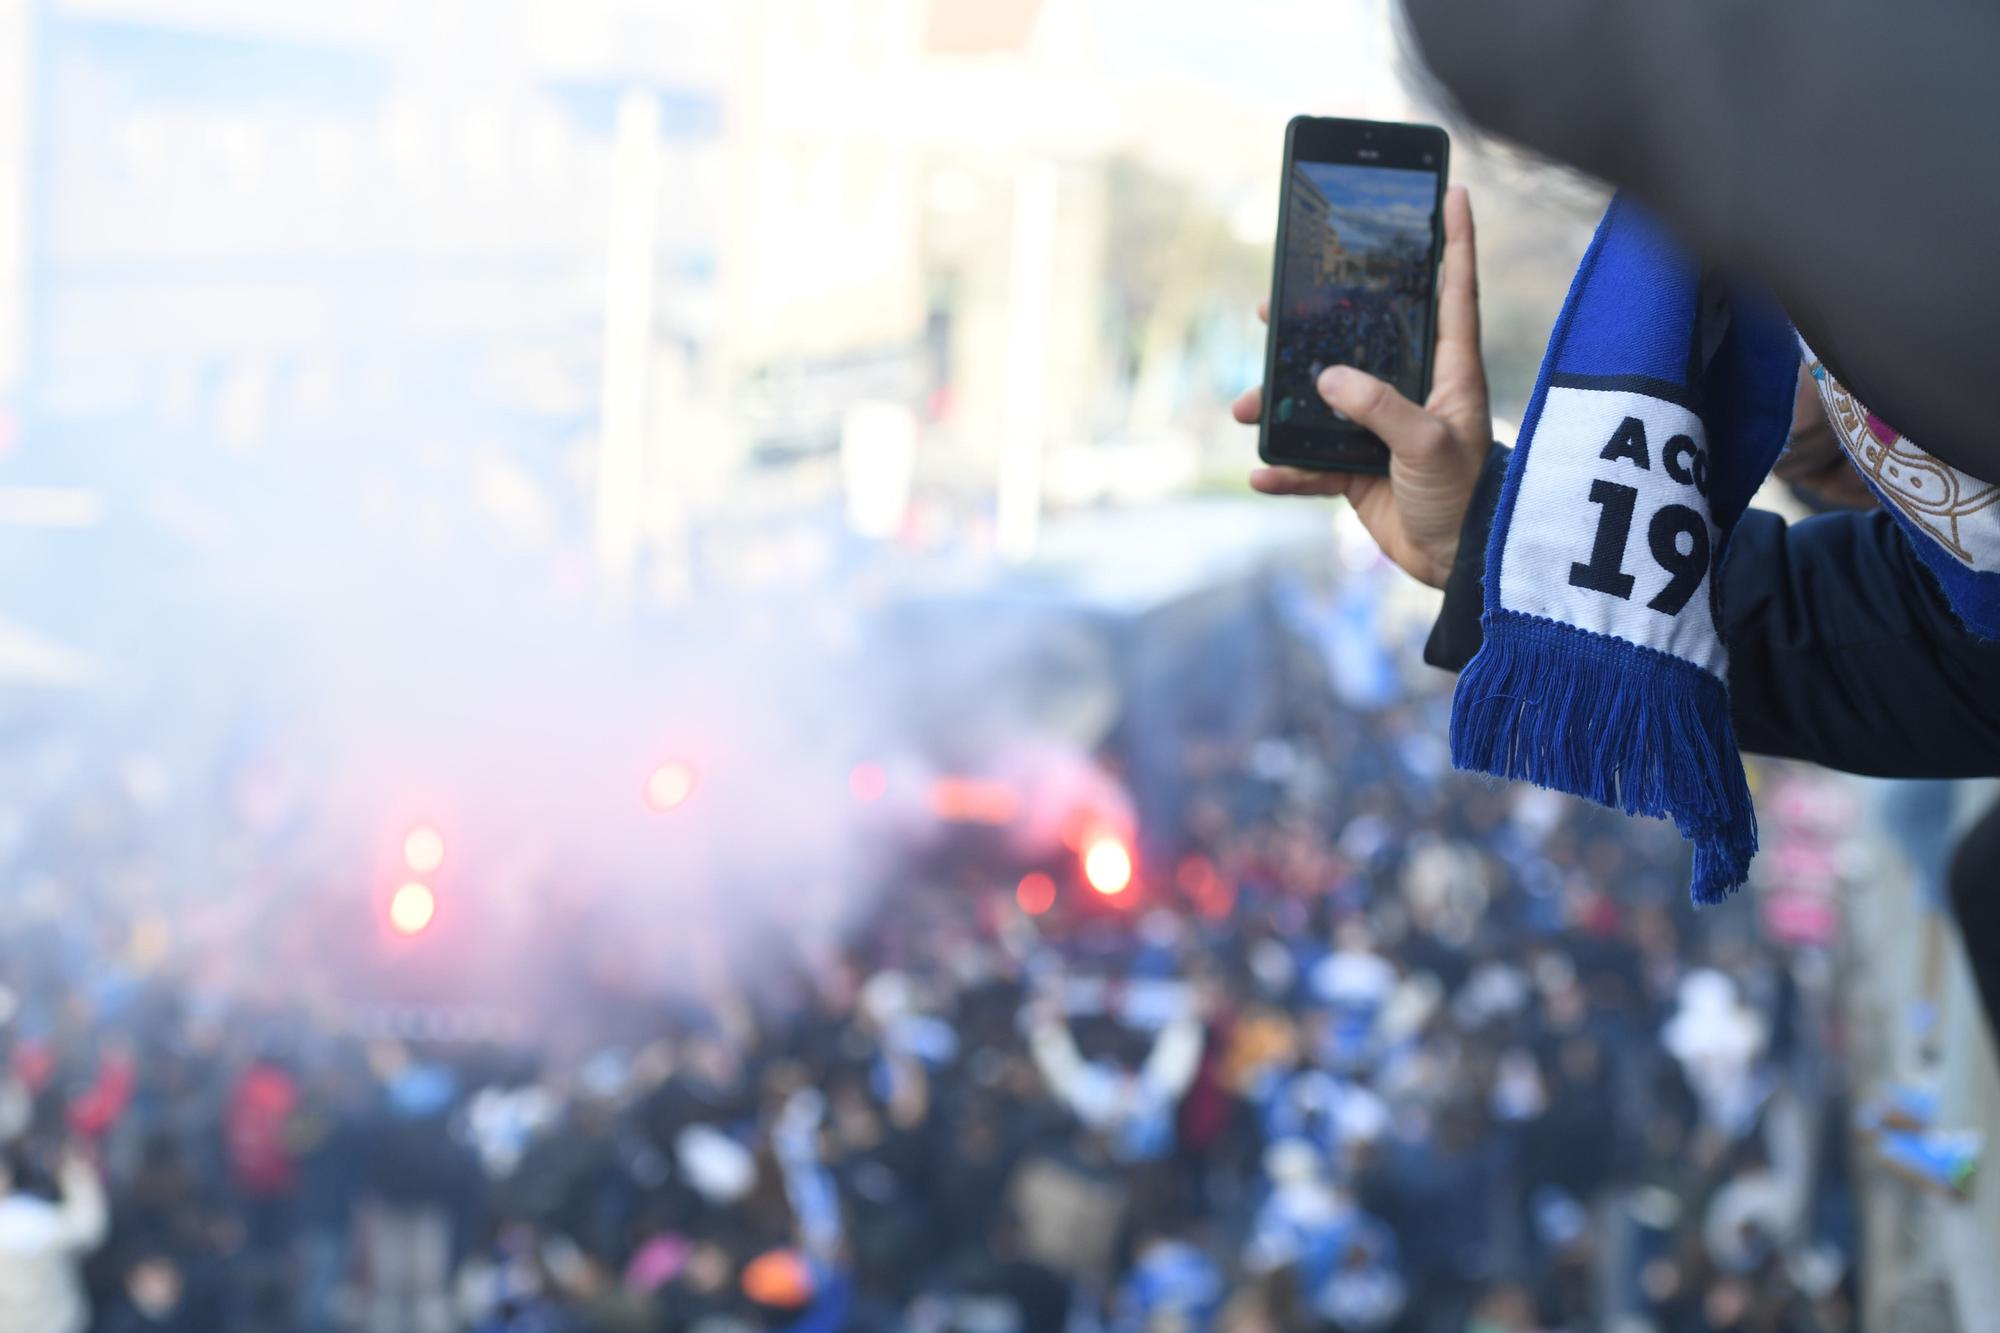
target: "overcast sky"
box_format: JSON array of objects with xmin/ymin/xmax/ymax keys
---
[
  {"xmin": 1305, "ymin": 162, "xmax": 1436, "ymax": 253},
  {"xmin": 1091, "ymin": 0, "xmax": 1412, "ymax": 116}
]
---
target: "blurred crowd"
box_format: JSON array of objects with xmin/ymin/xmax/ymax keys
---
[
  {"xmin": 1271, "ymin": 293, "xmax": 1423, "ymax": 426},
  {"xmin": 0, "ymin": 600, "xmax": 1858, "ymax": 1333}
]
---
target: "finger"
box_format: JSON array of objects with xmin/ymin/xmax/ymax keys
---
[
  {"xmin": 1251, "ymin": 467, "xmax": 1345, "ymax": 496},
  {"xmin": 1433, "ymin": 187, "xmax": 1484, "ymax": 394},
  {"xmin": 1231, "ymin": 385, "xmax": 1263, "ymax": 425},
  {"xmin": 1257, "ymin": 299, "xmax": 1268, "ymax": 325},
  {"xmin": 1318, "ymin": 366, "xmax": 1449, "ymax": 462},
  {"xmin": 1250, "ymin": 466, "xmax": 1352, "ymax": 498}
]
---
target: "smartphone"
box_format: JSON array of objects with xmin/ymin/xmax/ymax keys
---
[{"xmin": 1259, "ymin": 116, "xmax": 1450, "ymax": 473}]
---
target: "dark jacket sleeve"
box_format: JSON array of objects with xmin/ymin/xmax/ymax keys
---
[
  {"xmin": 1422, "ymin": 446, "xmax": 2000, "ymax": 777},
  {"xmin": 1422, "ymin": 444, "xmax": 1509, "ymax": 673},
  {"xmin": 1398, "ymin": 0, "xmax": 2000, "ymax": 483}
]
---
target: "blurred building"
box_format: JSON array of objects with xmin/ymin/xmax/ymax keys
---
[
  {"xmin": 0, "ymin": 0, "xmax": 23, "ymax": 443},
  {"xmin": 716, "ymin": 0, "xmax": 1414, "ymax": 565},
  {"xmin": 3, "ymin": 0, "xmax": 728, "ymax": 623},
  {"xmin": 0, "ymin": 0, "xmax": 1431, "ymax": 620},
  {"xmin": 715, "ymin": 0, "xmax": 1117, "ymax": 566},
  {"xmin": 1282, "ymin": 163, "xmax": 1349, "ymax": 292}
]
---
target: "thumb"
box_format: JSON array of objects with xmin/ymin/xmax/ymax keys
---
[{"xmin": 1317, "ymin": 366, "xmax": 1450, "ymax": 464}]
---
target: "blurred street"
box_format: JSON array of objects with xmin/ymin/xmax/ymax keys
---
[{"xmin": 0, "ymin": 2, "xmax": 1985, "ymax": 1332}]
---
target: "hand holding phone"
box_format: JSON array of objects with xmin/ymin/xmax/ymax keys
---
[
  {"xmin": 1261, "ymin": 117, "xmax": 1451, "ymax": 474},
  {"xmin": 1237, "ymin": 184, "xmax": 1493, "ymax": 591}
]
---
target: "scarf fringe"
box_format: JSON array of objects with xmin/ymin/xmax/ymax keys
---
[{"xmin": 1450, "ymin": 615, "xmax": 1757, "ymax": 905}]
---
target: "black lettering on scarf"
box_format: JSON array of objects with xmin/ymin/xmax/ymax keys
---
[
  {"xmin": 1647, "ymin": 505, "xmax": 1711, "ymax": 614},
  {"xmin": 1599, "ymin": 417, "xmax": 1651, "ymax": 471},
  {"xmin": 1569, "ymin": 480, "xmax": 1639, "ymax": 599},
  {"xmin": 1662, "ymin": 434, "xmax": 1710, "ymax": 495}
]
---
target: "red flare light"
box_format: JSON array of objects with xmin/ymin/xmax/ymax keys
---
[
  {"xmin": 1015, "ymin": 872, "xmax": 1057, "ymax": 917},
  {"xmin": 402, "ymin": 824, "xmax": 446, "ymax": 873},
  {"xmin": 928, "ymin": 776, "xmax": 1020, "ymax": 826},
  {"xmin": 1082, "ymin": 836, "xmax": 1134, "ymax": 897},
  {"xmin": 646, "ymin": 760, "xmax": 698, "ymax": 812},
  {"xmin": 388, "ymin": 882, "xmax": 436, "ymax": 936}
]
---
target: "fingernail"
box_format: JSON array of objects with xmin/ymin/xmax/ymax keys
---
[{"xmin": 1319, "ymin": 366, "xmax": 1358, "ymax": 400}]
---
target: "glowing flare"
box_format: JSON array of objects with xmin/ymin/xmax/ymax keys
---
[
  {"xmin": 1082, "ymin": 837, "xmax": 1133, "ymax": 896},
  {"xmin": 389, "ymin": 882, "xmax": 436, "ymax": 936},
  {"xmin": 646, "ymin": 760, "xmax": 698, "ymax": 812},
  {"xmin": 1015, "ymin": 872, "xmax": 1057, "ymax": 916},
  {"xmin": 403, "ymin": 824, "xmax": 446, "ymax": 873},
  {"xmin": 928, "ymin": 776, "xmax": 1019, "ymax": 825}
]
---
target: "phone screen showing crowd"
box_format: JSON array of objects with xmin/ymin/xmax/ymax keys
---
[{"xmin": 1271, "ymin": 160, "xmax": 1440, "ymax": 432}]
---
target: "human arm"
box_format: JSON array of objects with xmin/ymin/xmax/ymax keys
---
[
  {"xmin": 1136, "ymin": 1011, "xmax": 1204, "ymax": 1105},
  {"xmin": 53, "ymin": 1149, "xmax": 108, "ymax": 1253},
  {"xmin": 772, "ymin": 1091, "xmax": 843, "ymax": 1260},
  {"xmin": 1720, "ymin": 506, "xmax": 2000, "ymax": 776},
  {"xmin": 1238, "ymin": 180, "xmax": 1999, "ymax": 775},
  {"xmin": 1421, "ymin": 452, "xmax": 2000, "ymax": 777},
  {"xmin": 1026, "ymin": 1001, "xmax": 1092, "ymax": 1113}
]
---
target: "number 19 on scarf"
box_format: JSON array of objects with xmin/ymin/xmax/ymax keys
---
[{"xmin": 1568, "ymin": 416, "xmax": 1713, "ymax": 617}]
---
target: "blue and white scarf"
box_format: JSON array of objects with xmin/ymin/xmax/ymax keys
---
[{"xmin": 1451, "ymin": 196, "xmax": 2000, "ymax": 903}]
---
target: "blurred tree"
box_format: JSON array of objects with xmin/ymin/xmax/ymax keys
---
[{"xmin": 1101, "ymin": 155, "xmax": 1265, "ymax": 436}]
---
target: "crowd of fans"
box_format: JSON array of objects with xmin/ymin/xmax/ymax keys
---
[
  {"xmin": 0, "ymin": 587, "xmax": 1859, "ymax": 1333},
  {"xmin": 1271, "ymin": 287, "xmax": 1425, "ymax": 424}
]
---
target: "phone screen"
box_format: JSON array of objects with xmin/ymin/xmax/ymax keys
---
[{"xmin": 1262, "ymin": 119, "xmax": 1447, "ymax": 472}]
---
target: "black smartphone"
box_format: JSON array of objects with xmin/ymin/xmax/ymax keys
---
[{"xmin": 1259, "ymin": 116, "xmax": 1450, "ymax": 473}]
